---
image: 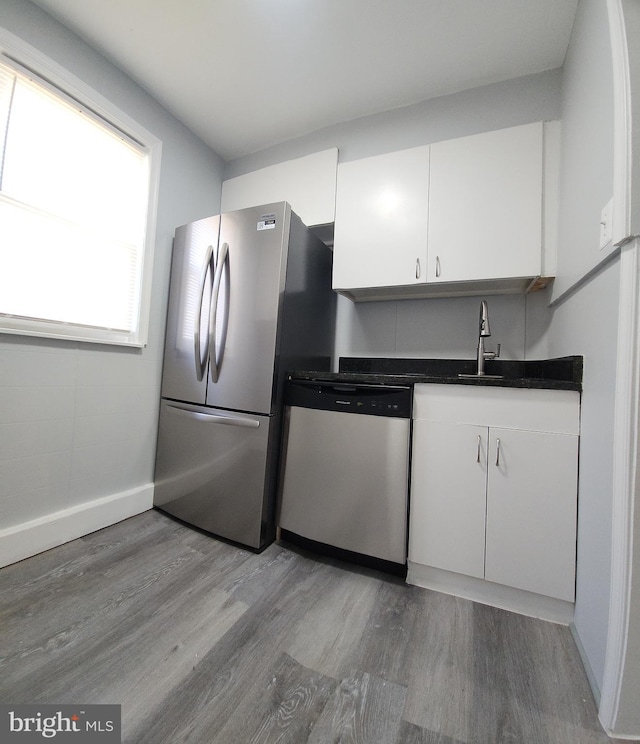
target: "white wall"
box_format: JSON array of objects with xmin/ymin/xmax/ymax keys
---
[{"xmin": 0, "ymin": 0, "xmax": 225, "ymax": 565}]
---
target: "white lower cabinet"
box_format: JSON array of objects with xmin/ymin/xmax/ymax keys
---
[
  {"xmin": 484, "ymin": 427, "xmax": 579, "ymax": 600},
  {"xmin": 410, "ymin": 419, "xmax": 487, "ymax": 579},
  {"xmin": 409, "ymin": 384, "xmax": 580, "ymax": 603}
]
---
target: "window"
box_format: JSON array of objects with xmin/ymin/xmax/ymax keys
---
[{"xmin": 0, "ymin": 44, "xmax": 160, "ymax": 347}]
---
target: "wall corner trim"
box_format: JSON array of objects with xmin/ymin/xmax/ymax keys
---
[
  {"xmin": 599, "ymin": 0, "xmax": 637, "ymax": 734},
  {"xmin": 0, "ymin": 485, "xmax": 154, "ymax": 569},
  {"xmin": 608, "ymin": 0, "xmax": 633, "ymax": 245},
  {"xmin": 600, "ymin": 236, "xmax": 640, "ymax": 734}
]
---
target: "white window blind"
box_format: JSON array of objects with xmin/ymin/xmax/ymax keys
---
[{"xmin": 0, "ymin": 57, "xmax": 152, "ymax": 346}]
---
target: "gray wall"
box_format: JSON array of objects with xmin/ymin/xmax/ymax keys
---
[
  {"xmin": 546, "ymin": 0, "xmax": 617, "ymax": 697},
  {"xmin": 551, "ymin": 0, "xmax": 616, "ymax": 302},
  {"xmin": 547, "ymin": 260, "xmax": 619, "ymax": 694},
  {"xmin": 226, "ymin": 69, "xmax": 562, "ymax": 175},
  {"xmin": 333, "ymin": 293, "xmax": 544, "ymax": 363},
  {"xmin": 0, "ymin": 0, "xmax": 224, "ymax": 530}
]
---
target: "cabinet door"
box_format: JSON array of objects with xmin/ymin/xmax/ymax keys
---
[
  {"xmin": 485, "ymin": 429, "xmax": 578, "ymax": 601},
  {"xmin": 427, "ymin": 122, "xmax": 543, "ymax": 283},
  {"xmin": 409, "ymin": 420, "xmax": 487, "ymax": 578},
  {"xmin": 332, "ymin": 146, "xmax": 429, "ymax": 290},
  {"xmin": 220, "ymin": 148, "xmax": 338, "ymax": 228}
]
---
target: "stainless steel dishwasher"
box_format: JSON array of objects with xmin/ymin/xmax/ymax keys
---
[{"xmin": 278, "ymin": 378, "xmax": 412, "ymax": 574}]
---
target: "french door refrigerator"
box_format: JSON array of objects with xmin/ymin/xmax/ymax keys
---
[{"xmin": 153, "ymin": 202, "xmax": 335, "ymax": 551}]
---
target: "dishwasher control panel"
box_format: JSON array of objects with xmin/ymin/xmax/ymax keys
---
[{"xmin": 285, "ymin": 379, "xmax": 412, "ymax": 418}]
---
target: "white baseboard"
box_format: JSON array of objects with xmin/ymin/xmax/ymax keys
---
[
  {"xmin": 570, "ymin": 622, "xmax": 601, "ymax": 705},
  {"xmin": 407, "ymin": 561, "xmax": 575, "ymax": 625},
  {"xmin": 0, "ymin": 484, "xmax": 154, "ymax": 568}
]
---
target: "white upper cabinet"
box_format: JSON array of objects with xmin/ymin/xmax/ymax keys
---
[
  {"xmin": 221, "ymin": 148, "xmax": 338, "ymax": 228},
  {"xmin": 332, "ymin": 122, "xmax": 550, "ymax": 301},
  {"xmin": 332, "ymin": 145, "xmax": 430, "ymax": 291},
  {"xmin": 427, "ymin": 122, "xmax": 543, "ymax": 283}
]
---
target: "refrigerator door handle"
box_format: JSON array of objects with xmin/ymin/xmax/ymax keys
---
[
  {"xmin": 165, "ymin": 403, "xmax": 261, "ymax": 428},
  {"xmin": 194, "ymin": 243, "xmax": 215, "ymax": 382},
  {"xmin": 209, "ymin": 241, "xmax": 230, "ymax": 383}
]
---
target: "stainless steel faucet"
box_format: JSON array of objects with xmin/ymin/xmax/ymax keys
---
[{"xmin": 476, "ymin": 300, "xmax": 500, "ymax": 376}]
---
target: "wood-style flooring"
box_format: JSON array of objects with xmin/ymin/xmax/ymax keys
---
[{"xmin": 0, "ymin": 510, "xmax": 623, "ymax": 743}]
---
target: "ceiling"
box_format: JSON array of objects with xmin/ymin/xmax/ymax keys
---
[{"xmin": 30, "ymin": 0, "xmax": 579, "ymax": 162}]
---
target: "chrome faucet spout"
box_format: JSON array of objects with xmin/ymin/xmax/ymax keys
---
[
  {"xmin": 476, "ymin": 300, "xmax": 500, "ymax": 375},
  {"xmin": 479, "ymin": 300, "xmax": 491, "ymax": 338},
  {"xmin": 459, "ymin": 301, "xmax": 502, "ymax": 378}
]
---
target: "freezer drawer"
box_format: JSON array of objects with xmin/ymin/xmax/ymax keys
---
[
  {"xmin": 154, "ymin": 400, "xmax": 274, "ymax": 549},
  {"xmin": 279, "ymin": 404, "xmax": 410, "ymax": 565}
]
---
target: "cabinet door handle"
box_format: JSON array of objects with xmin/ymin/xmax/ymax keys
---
[
  {"xmin": 415, "ymin": 258, "xmax": 421, "ymax": 279},
  {"xmin": 435, "ymin": 255, "xmax": 441, "ymax": 278},
  {"xmin": 476, "ymin": 434, "xmax": 481, "ymax": 463},
  {"xmin": 495, "ymin": 438, "xmax": 501, "ymax": 466}
]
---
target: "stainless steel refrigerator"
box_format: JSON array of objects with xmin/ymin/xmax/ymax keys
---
[{"xmin": 153, "ymin": 202, "xmax": 335, "ymax": 550}]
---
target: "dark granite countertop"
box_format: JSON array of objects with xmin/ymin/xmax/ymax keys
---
[{"xmin": 289, "ymin": 356, "xmax": 583, "ymax": 392}]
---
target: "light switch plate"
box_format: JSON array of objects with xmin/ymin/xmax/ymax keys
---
[{"xmin": 600, "ymin": 197, "xmax": 614, "ymax": 250}]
